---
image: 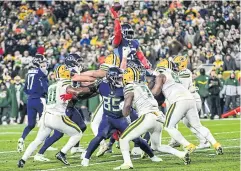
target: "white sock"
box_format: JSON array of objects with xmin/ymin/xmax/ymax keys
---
[
  {"xmin": 158, "ymin": 145, "xmax": 185, "ymax": 158},
  {"xmin": 22, "ymin": 140, "xmax": 42, "ymax": 161},
  {"xmin": 165, "ymin": 127, "xmax": 190, "ymax": 147},
  {"xmin": 61, "ymin": 132, "xmax": 82, "ymax": 154},
  {"xmin": 120, "ymin": 139, "xmax": 132, "ymax": 164}
]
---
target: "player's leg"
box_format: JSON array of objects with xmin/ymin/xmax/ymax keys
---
[
  {"xmin": 114, "ymin": 114, "xmax": 161, "ymax": 170},
  {"xmin": 18, "ymin": 99, "xmax": 41, "ymax": 152},
  {"xmin": 164, "ymin": 101, "xmax": 195, "ymax": 153},
  {"xmin": 185, "ymin": 102, "xmax": 223, "ymax": 155},
  {"xmin": 69, "ymin": 107, "xmax": 87, "ymax": 154},
  {"xmin": 55, "ymin": 115, "xmax": 82, "ymax": 165},
  {"xmin": 82, "ymin": 114, "xmax": 110, "ymax": 166},
  {"xmin": 150, "ymin": 120, "xmax": 190, "ymax": 165},
  {"xmin": 35, "ymin": 130, "xmax": 64, "ymax": 161},
  {"xmin": 18, "ymin": 116, "xmax": 52, "ymax": 168}
]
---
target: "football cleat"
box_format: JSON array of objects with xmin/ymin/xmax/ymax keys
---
[
  {"xmin": 150, "ymin": 155, "xmax": 163, "ymax": 162},
  {"xmin": 140, "ymin": 151, "xmax": 148, "ymax": 159},
  {"xmin": 55, "ymin": 152, "xmax": 70, "ymax": 165},
  {"xmin": 96, "ymin": 143, "xmax": 109, "ymax": 157},
  {"xmin": 116, "ymin": 141, "xmax": 120, "ymax": 149},
  {"xmin": 185, "ymin": 143, "xmax": 196, "ymax": 154},
  {"xmin": 81, "ymin": 158, "xmax": 89, "ymax": 167},
  {"xmin": 34, "ymin": 153, "xmax": 50, "ymax": 162},
  {"xmin": 196, "ymin": 141, "xmax": 211, "ymax": 149},
  {"xmin": 17, "ymin": 159, "xmax": 25, "ymax": 168},
  {"xmin": 213, "ymin": 142, "xmax": 223, "ymax": 155},
  {"xmin": 71, "ymin": 147, "xmax": 85, "ymax": 155},
  {"xmin": 113, "ymin": 163, "xmax": 133, "ymax": 170},
  {"xmin": 17, "ymin": 138, "xmax": 25, "ymax": 153},
  {"xmin": 47, "ymin": 146, "xmax": 58, "ymax": 151},
  {"xmin": 182, "ymin": 152, "xmax": 191, "ymax": 165},
  {"xmin": 131, "ymin": 147, "xmax": 142, "ymax": 156},
  {"xmin": 168, "ymin": 140, "xmax": 181, "ymax": 148}
]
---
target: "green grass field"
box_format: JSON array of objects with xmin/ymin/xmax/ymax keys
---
[{"xmin": 0, "ymin": 119, "xmax": 240, "ymax": 171}]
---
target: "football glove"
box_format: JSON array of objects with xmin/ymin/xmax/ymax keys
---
[{"xmin": 60, "ymin": 94, "xmax": 73, "ymax": 102}]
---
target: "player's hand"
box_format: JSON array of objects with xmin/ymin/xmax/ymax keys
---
[
  {"xmin": 156, "ymin": 111, "xmax": 166, "ymax": 124},
  {"xmin": 60, "ymin": 93, "xmax": 73, "ymax": 102},
  {"xmin": 110, "ymin": 6, "xmax": 119, "ymax": 19},
  {"xmin": 123, "ymin": 46, "xmax": 131, "ymax": 59},
  {"xmin": 112, "ymin": 130, "xmax": 121, "ymax": 141}
]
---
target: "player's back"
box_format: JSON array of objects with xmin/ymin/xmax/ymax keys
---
[
  {"xmin": 45, "ymin": 79, "xmax": 71, "ymax": 115},
  {"xmin": 99, "ymin": 80, "xmax": 124, "ymax": 118},
  {"xmin": 24, "ymin": 68, "xmax": 48, "ymax": 99},
  {"xmin": 161, "ymin": 69, "xmax": 193, "ymax": 104},
  {"xmin": 124, "ymin": 83, "xmax": 159, "ymax": 116}
]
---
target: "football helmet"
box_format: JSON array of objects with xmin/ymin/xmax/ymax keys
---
[
  {"xmin": 173, "ymin": 56, "xmax": 188, "ymax": 71},
  {"xmin": 123, "ymin": 67, "xmax": 140, "ymax": 86},
  {"xmin": 65, "ymin": 53, "xmax": 83, "ymax": 74},
  {"xmin": 104, "ymin": 53, "xmax": 121, "ymax": 67},
  {"xmin": 156, "ymin": 59, "xmax": 177, "ymax": 71},
  {"xmin": 54, "ymin": 65, "xmax": 71, "ymax": 80},
  {"xmin": 122, "ymin": 24, "xmax": 134, "ymax": 40},
  {"xmin": 106, "ymin": 66, "xmax": 123, "ymax": 88},
  {"xmin": 32, "ymin": 54, "xmax": 47, "ymax": 67}
]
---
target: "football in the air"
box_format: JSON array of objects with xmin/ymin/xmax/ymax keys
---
[{"xmin": 112, "ymin": 2, "xmax": 122, "ymax": 11}]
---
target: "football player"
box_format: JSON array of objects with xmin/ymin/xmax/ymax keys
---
[
  {"xmin": 17, "ymin": 54, "xmax": 49, "ymax": 152},
  {"xmin": 34, "ymin": 54, "xmax": 87, "ymax": 162},
  {"xmin": 114, "ymin": 67, "xmax": 190, "ymax": 170},
  {"xmin": 17, "ymin": 65, "xmax": 96, "ymax": 168},
  {"xmin": 69, "ymin": 67, "xmax": 161, "ymax": 167},
  {"xmin": 151, "ymin": 62, "xmax": 223, "ymax": 155},
  {"xmin": 173, "ymin": 56, "xmax": 210, "ymax": 149}
]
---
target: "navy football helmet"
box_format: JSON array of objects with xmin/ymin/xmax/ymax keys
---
[
  {"xmin": 122, "ymin": 24, "xmax": 134, "ymax": 40},
  {"xmin": 106, "ymin": 67, "xmax": 123, "ymax": 88},
  {"xmin": 32, "ymin": 54, "xmax": 47, "ymax": 68},
  {"xmin": 65, "ymin": 53, "xmax": 83, "ymax": 74}
]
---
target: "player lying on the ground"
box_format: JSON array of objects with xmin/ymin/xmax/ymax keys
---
[
  {"xmin": 34, "ymin": 54, "xmax": 87, "ymax": 162},
  {"xmin": 18, "ymin": 54, "xmax": 49, "ymax": 153},
  {"xmin": 17, "ymin": 65, "xmax": 98, "ymax": 168},
  {"xmin": 151, "ymin": 62, "xmax": 223, "ymax": 155},
  {"xmin": 113, "ymin": 67, "xmax": 190, "ymax": 170}
]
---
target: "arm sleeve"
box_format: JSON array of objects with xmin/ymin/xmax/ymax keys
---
[
  {"xmin": 112, "ymin": 19, "xmax": 122, "ymax": 47},
  {"xmin": 136, "ymin": 50, "xmax": 150, "ymax": 69}
]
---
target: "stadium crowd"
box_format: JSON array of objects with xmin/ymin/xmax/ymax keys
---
[{"xmin": 0, "ymin": 0, "xmax": 239, "ymax": 125}]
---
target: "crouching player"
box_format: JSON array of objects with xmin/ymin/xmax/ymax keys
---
[
  {"xmin": 17, "ymin": 65, "xmax": 94, "ymax": 167},
  {"xmin": 114, "ymin": 67, "xmax": 190, "ymax": 170}
]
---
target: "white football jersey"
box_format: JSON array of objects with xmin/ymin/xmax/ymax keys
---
[
  {"xmin": 45, "ymin": 79, "xmax": 71, "ymax": 115},
  {"xmin": 161, "ymin": 68, "xmax": 194, "ymax": 104},
  {"xmin": 124, "ymin": 83, "xmax": 159, "ymax": 116},
  {"xmin": 178, "ymin": 69, "xmax": 201, "ymax": 102}
]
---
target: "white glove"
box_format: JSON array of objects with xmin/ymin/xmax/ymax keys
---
[
  {"xmin": 156, "ymin": 111, "xmax": 166, "ymax": 124},
  {"xmin": 119, "ymin": 101, "xmax": 124, "ymax": 110},
  {"xmin": 123, "ymin": 46, "xmax": 131, "ymax": 59}
]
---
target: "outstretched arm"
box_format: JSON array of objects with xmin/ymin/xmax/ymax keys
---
[
  {"xmin": 151, "ymin": 74, "xmax": 166, "ymax": 97},
  {"xmin": 136, "ymin": 48, "xmax": 151, "ymax": 69},
  {"xmin": 71, "ymin": 73, "xmax": 101, "ymax": 82}
]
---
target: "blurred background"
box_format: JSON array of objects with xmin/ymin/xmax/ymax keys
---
[{"xmin": 0, "ymin": 0, "xmax": 239, "ymax": 125}]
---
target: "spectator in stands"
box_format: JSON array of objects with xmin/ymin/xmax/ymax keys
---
[
  {"xmin": 0, "ymin": 81, "xmax": 11, "ymax": 125},
  {"xmin": 195, "ymin": 68, "xmax": 210, "ymax": 118},
  {"xmin": 207, "ymin": 70, "xmax": 222, "ymax": 119},
  {"xmin": 223, "ymin": 54, "xmax": 236, "ymax": 71},
  {"xmin": 222, "ymin": 71, "xmax": 239, "ymax": 116}
]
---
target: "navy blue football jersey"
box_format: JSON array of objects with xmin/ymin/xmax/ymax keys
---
[
  {"xmin": 114, "ymin": 39, "xmax": 139, "ymax": 61},
  {"xmin": 24, "ymin": 68, "xmax": 48, "ymax": 99},
  {"xmin": 99, "ymin": 81, "xmax": 124, "ymax": 118}
]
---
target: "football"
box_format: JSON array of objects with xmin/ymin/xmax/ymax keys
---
[{"xmin": 112, "ymin": 2, "xmax": 122, "ymax": 11}]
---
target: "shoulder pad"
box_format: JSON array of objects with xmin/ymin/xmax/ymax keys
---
[
  {"xmin": 124, "ymin": 84, "xmax": 134, "ymax": 95},
  {"xmin": 179, "ymin": 69, "xmax": 191, "ymax": 78}
]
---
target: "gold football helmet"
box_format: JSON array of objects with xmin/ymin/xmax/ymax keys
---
[
  {"xmin": 54, "ymin": 65, "xmax": 70, "ymax": 80},
  {"xmin": 173, "ymin": 56, "xmax": 188, "ymax": 70},
  {"xmin": 156, "ymin": 59, "xmax": 168, "ymax": 68},
  {"xmin": 123, "ymin": 67, "xmax": 140, "ymax": 86},
  {"xmin": 104, "ymin": 53, "xmax": 120, "ymax": 67}
]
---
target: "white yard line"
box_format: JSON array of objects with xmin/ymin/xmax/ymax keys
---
[{"xmin": 39, "ymin": 145, "xmax": 240, "ymax": 171}]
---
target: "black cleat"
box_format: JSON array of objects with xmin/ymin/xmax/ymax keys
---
[
  {"xmin": 55, "ymin": 152, "xmax": 70, "ymax": 165},
  {"xmin": 183, "ymin": 153, "xmax": 191, "ymax": 165},
  {"xmin": 17, "ymin": 159, "xmax": 25, "ymax": 168}
]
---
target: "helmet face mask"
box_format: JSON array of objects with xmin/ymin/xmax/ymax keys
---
[
  {"xmin": 173, "ymin": 56, "xmax": 188, "ymax": 71},
  {"xmin": 55, "ymin": 65, "xmax": 71, "ymax": 80},
  {"xmin": 106, "ymin": 67, "xmax": 123, "ymax": 88},
  {"xmin": 65, "ymin": 54, "xmax": 83, "ymax": 74},
  {"xmin": 122, "ymin": 24, "xmax": 134, "ymax": 41}
]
